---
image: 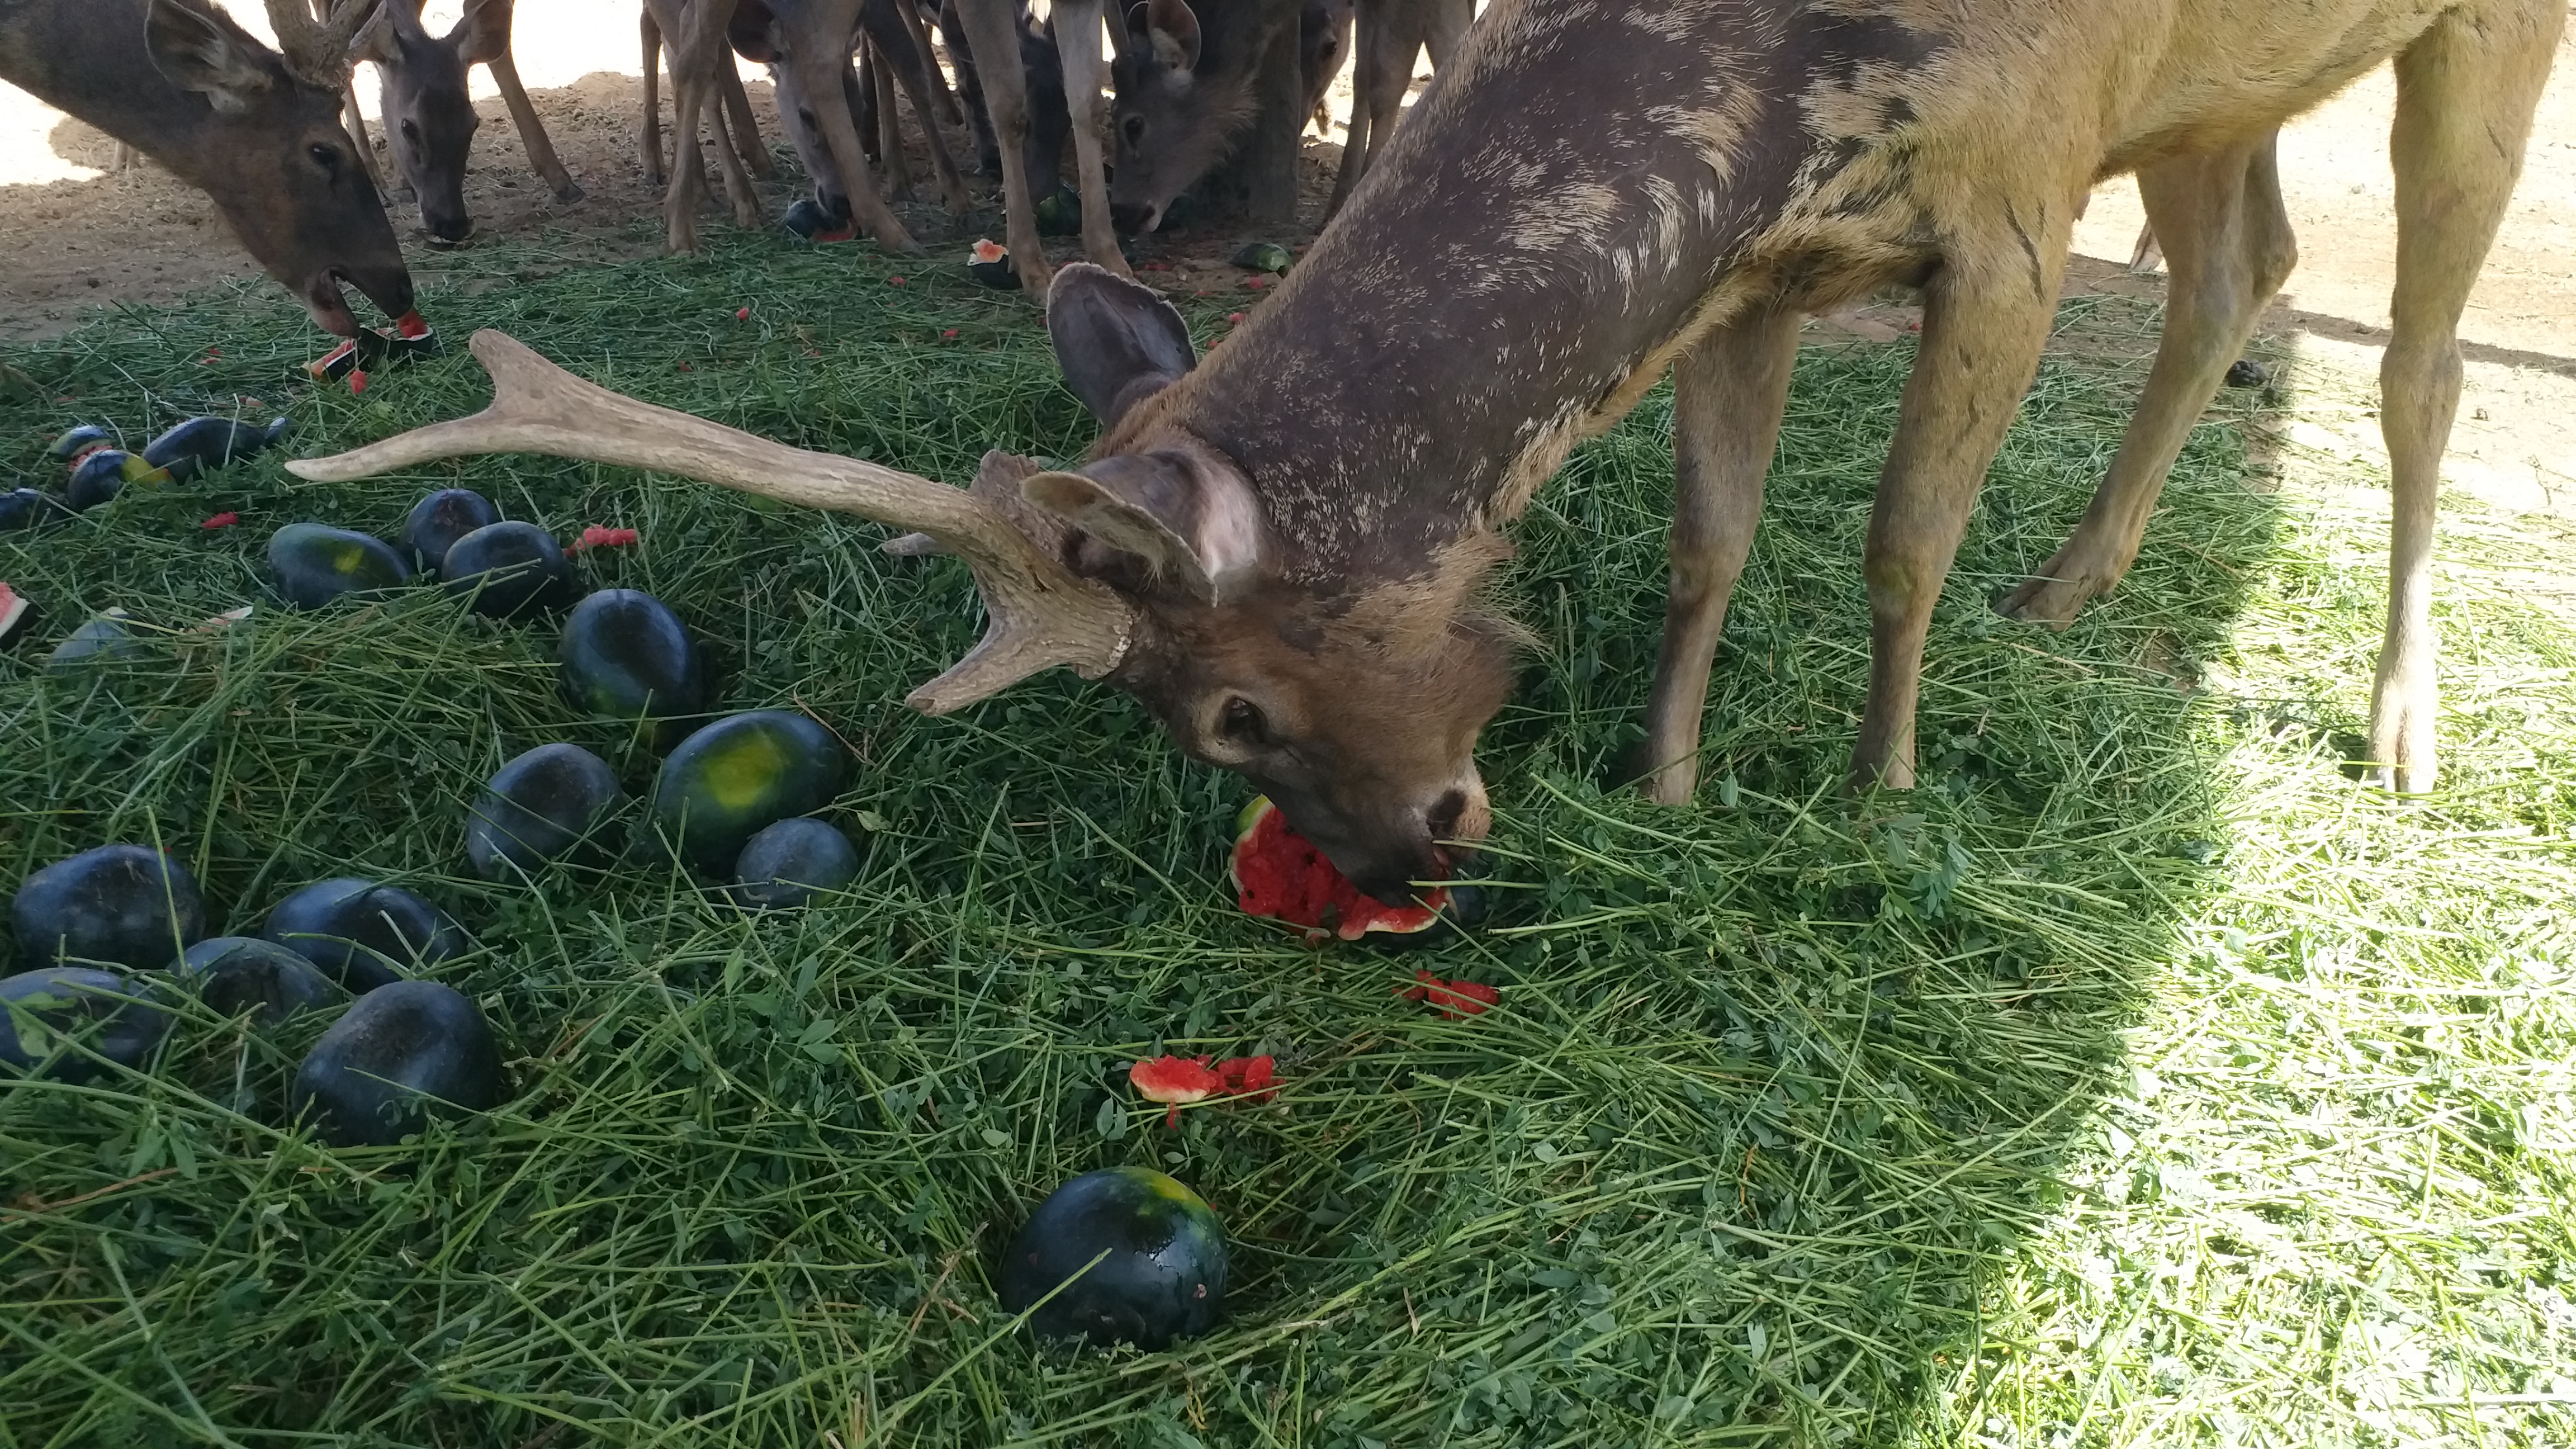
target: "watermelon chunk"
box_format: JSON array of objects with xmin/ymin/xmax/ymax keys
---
[{"xmin": 1229, "ymin": 796, "xmax": 1450, "ymax": 944}]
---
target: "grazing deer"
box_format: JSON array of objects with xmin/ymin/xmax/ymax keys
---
[
  {"xmin": 732, "ymin": 0, "xmax": 971, "ymax": 218},
  {"xmin": 1321, "ymin": 0, "xmax": 1468, "ymax": 220},
  {"xmin": 298, "ymin": 0, "xmax": 2565, "ymax": 900},
  {"xmin": 1106, "ymin": 0, "xmax": 1311, "ymax": 235},
  {"xmin": 949, "ymin": 0, "xmax": 1127, "ymax": 287},
  {"xmin": 940, "ymin": 0, "xmax": 1069, "ymax": 191},
  {"xmin": 343, "ymin": 0, "xmax": 580, "ymax": 246},
  {"xmin": 0, "ymin": 0, "xmax": 414, "ymax": 337}
]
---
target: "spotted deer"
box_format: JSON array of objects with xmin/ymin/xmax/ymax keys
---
[
  {"xmin": 298, "ymin": 0, "xmax": 2565, "ymax": 902},
  {"xmin": 0, "ymin": 0, "xmax": 414, "ymax": 336}
]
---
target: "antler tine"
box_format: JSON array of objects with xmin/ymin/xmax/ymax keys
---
[
  {"xmin": 265, "ymin": 0, "xmax": 382, "ymax": 87},
  {"xmin": 286, "ymin": 330, "xmax": 1133, "ymax": 714}
]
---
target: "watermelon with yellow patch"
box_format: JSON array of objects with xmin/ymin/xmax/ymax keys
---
[
  {"xmin": 998, "ymin": 1167, "xmax": 1227, "ymax": 1349},
  {"xmin": 1229, "ymin": 796, "xmax": 1470, "ymax": 945},
  {"xmin": 643, "ymin": 711, "xmax": 849, "ymax": 870}
]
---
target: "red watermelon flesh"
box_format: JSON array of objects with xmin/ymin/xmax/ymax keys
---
[{"xmin": 1230, "ymin": 797, "xmax": 1446, "ymax": 943}]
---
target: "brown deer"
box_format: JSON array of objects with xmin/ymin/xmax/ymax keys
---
[
  {"xmin": 343, "ymin": 0, "xmax": 581, "ymax": 247},
  {"xmin": 731, "ymin": 0, "xmax": 972, "ymax": 218},
  {"xmin": 638, "ymin": 4, "xmax": 778, "ymax": 192},
  {"xmin": 296, "ymin": 0, "xmax": 2564, "ymax": 900},
  {"xmin": 638, "ymin": 0, "xmax": 920, "ymax": 253},
  {"xmin": 949, "ymin": 0, "xmax": 1128, "ymax": 288},
  {"xmin": 1105, "ymin": 0, "xmax": 1310, "ymax": 235},
  {"xmin": 0, "ymin": 0, "xmax": 414, "ymax": 337},
  {"xmin": 1320, "ymin": 0, "xmax": 1469, "ymax": 220}
]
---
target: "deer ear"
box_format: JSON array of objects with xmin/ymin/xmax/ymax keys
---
[
  {"xmin": 145, "ymin": 0, "xmax": 277, "ymax": 113},
  {"xmin": 1142, "ymin": 0, "xmax": 1203, "ymax": 72},
  {"xmin": 1024, "ymin": 452, "xmax": 1265, "ymax": 604},
  {"xmin": 450, "ymin": 0, "xmax": 515, "ymax": 66},
  {"xmin": 1047, "ymin": 263, "xmax": 1197, "ymax": 427},
  {"xmin": 350, "ymin": 2, "xmax": 402, "ymax": 67}
]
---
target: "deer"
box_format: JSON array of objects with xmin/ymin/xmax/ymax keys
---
[
  {"xmin": 730, "ymin": 0, "xmax": 972, "ymax": 222},
  {"xmin": 1106, "ymin": 0, "xmax": 1311, "ymax": 236},
  {"xmin": 1320, "ymin": 0, "xmax": 1469, "ymax": 220},
  {"xmin": 339, "ymin": 0, "xmax": 580, "ymax": 247},
  {"xmin": 0, "ymin": 0, "xmax": 414, "ymax": 338},
  {"xmin": 940, "ymin": 0, "xmax": 1069, "ymax": 192},
  {"xmin": 638, "ymin": 4, "xmax": 779, "ymax": 195},
  {"xmin": 292, "ymin": 0, "xmax": 2565, "ymax": 903}
]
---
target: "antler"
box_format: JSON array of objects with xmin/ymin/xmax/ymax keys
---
[
  {"xmin": 266, "ymin": 0, "xmax": 384, "ymax": 88},
  {"xmin": 286, "ymin": 330, "xmax": 1134, "ymax": 713}
]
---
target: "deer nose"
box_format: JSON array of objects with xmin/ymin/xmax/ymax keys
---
[
  {"xmin": 1109, "ymin": 201, "xmax": 1161, "ymax": 235},
  {"xmin": 425, "ymin": 215, "xmax": 473, "ymax": 247},
  {"xmin": 1427, "ymin": 789, "xmax": 1469, "ymax": 841}
]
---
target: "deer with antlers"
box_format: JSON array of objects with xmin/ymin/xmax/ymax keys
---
[
  {"xmin": 0, "ymin": 0, "xmax": 414, "ymax": 337},
  {"xmin": 297, "ymin": 0, "xmax": 2564, "ymax": 900}
]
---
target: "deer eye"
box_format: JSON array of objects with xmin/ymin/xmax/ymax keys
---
[
  {"xmin": 308, "ymin": 143, "xmax": 339, "ymax": 172},
  {"xmin": 400, "ymin": 119, "xmax": 420, "ymax": 143},
  {"xmin": 1218, "ymin": 697, "xmax": 1266, "ymax": 746},
  {"xmin": 1121, "ymin": 115, "xmax": 1145, "ymax": 147}
]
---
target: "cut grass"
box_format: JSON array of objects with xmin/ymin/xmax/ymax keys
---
[{"xmin": 2, "ymin": 233, "xmax": 2572, "ymax": 1448}]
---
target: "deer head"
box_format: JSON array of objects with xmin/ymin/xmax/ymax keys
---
[
  {"xmin": 1106, "ymin": 0, "xmax": 1256, "ymax": 234},
  {"xmin": 288, "ymin": 268, "xmax": 1505, "ymax": 903},
  {"xmin": 135, "ymin": 0, "xmax": 412, "ymax": 335},
  {"xmin": 353, "ymin": 0, "xmax": 510, "ymax": 245}
]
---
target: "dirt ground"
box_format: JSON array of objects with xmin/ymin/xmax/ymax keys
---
[{"xmin": 2, "ymin": 5, "xmax": 2572, "ymax": 520}]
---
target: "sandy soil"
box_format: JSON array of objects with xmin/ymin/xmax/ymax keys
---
[{"xmin": 2, "ymin": 6, "xmax": 2571, "ymax": 518}]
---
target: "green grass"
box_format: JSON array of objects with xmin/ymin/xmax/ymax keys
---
[{"xmin": 2, "ymin": 233, "xmax": 2572, "ymax": 1449}]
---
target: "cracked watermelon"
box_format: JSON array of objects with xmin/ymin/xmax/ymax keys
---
[{"xmin": 1229, "ymin": 795, "xmax": 1454, "ymax": 945}]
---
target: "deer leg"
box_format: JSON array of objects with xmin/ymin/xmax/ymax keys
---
[
  {"xmin": 705, "ymin": 73, "xmax": 766, "ymax": 229},
  {"xmin": 884, "ymin": 10, "xmax": 974, "ymax": 215},
  {"xmin": 896, "ymin": 0, "xmax": 965, "ymax": 128},
  {"xmin": 487, "ymin": 49, "xmax": 584, "ymax": 202},
  {"xmin": 2128, "ymin": 221, "xmax": 2163, "ymax": 274},
  {"xmin": 1423, "ymin": 0, "xmax": 1473, "ymax": 70},
  {"xmin": 795, "ymin": 45, "xmax": 921, "ymax": 254},
  {"xmin": 2365, "ymin": 5, "xmax": 2559, "ymax": 793},
  {"xmin": 719, "ymin": 58, "xmax": 776, "ymax": 178},
  {"xmin": 1995, "ymin": 135, "xmax": 2295, "ymax": 627},
  {"xmin": 870, "ymin": 40, "xmax": 915, "ymax": 201},
  {"xmin": 950, "ymin": 0, "xmax": 1051, "ymax": 289},
  {"xmin": 1324, "ymin": 11, "xmax": 1397, "ymax": 220},
  {"xmin": 1853, "ymin": 206, "xmax": 2071, "ymax": 789},
  {"xmin": 1638, "ymin": 307, "xmax": 1803, "ymax": 806},
  {"xmin": 1053, "ymin": 1, "xmax": 1129, "ymax": 276},
  {"xmin": 640, "ymin": 6, "xmax": 666, "ymax": 187}
]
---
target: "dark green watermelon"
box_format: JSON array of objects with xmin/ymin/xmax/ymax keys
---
[
  {"xmin": 441, "ymin": 520, "xmax": 575, "ymax": 618},
  {"xmin": 558, "ymin": 589, "xmax": 704, "ymax": 732},
  {"xmin": 1, "ymin": 487, "xmax": 64, "ymax": 532},
  {"xmin": 268, "ymin": 524, "xmax": 412, "ymax": 609},
  {"xmin": 400, "ymin": 488, "xmax": 500, "ymax": 575},
  {"xmin": 12, "ymin": 843, "xmax": 206, "ymax": 971},
  {"xmin": 731, "ymin": 817, "xmax": 860, "ymax": 908},
  {"xmin": 179, "ymin": 937, "xmax": 343, "ymax": 1024},
  {"xmin": 66, "ymin": 449, "xmax": 170, "ymax": 510},
  {"xmin": 466, "ymin": 743, "xmax": 627, "ymax": 880},
  {"xmin": 262, "ymin": 878, "xmax": 465, "ymax": 991},
  {"xmin": 0, "ymin": 967, "xmax": 170, "ymax": 1081},
  {"xmin": 141, "ymin": 415, "xmax": 292, "ymax": 481},
  {"xmin": 645, "ymin": 711, "xmax": 850, "ymax": 870},
  {"xmin": 290, "ymin": 979, "xmax": 503, "ymax": 1147},
  {"xmin": 998, "ymin": 1167, "xmax": 1228, "ymax": 1349}
]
